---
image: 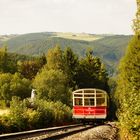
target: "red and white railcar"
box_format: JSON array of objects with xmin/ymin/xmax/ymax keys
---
[{"xmin": 72, "ymin": 88, "xmax": 108, "ymax": 122}]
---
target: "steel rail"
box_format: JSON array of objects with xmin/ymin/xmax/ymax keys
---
[
  {"xmin": 43, "ymin": 124, "xmax": 94, "ymax": 140},
  {"xmin": 0, "ymin": 124, "xmax": 83, "ymax": 140}
]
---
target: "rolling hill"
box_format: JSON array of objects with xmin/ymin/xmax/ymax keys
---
[{"xmin": 0, "ymin": 32, "xmax": 132, "ymax": 75}]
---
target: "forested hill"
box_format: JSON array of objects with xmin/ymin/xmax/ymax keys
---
[{"xmin": 0, "ymin": 32, "xmax": 132, "ymax": 75}]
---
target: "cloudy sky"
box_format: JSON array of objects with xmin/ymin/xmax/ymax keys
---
[{"xmin": 0, "ymin": 0, "xmax": 136, "ymax": 35}]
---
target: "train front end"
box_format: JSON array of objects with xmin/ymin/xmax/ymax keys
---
[{"xmin": 72, "ymin": 89, "xmax": 108, "ymax": 122}]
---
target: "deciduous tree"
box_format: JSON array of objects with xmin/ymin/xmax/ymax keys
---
[
  {"xmin": 46, "ymin": 45, "xmax": 63, "ymax": 70},
  {"xmin": 33, "ymin": 68, "xmax": 71, "ymax": 105}
]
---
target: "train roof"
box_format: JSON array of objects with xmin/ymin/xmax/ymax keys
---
[{"xmin": 72, "ymin": 88, "xmax": 107, "ymax": 94}]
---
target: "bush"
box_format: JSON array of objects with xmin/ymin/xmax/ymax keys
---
[
  {"xmin": 33, "ymin": 99, "xmax": 72, "ymax": 128},
  {"xmin": 0, "ymin": 98, "xmax": 72, "ymax": 133},
  {"xmin": 8, "ymin": 97, "xmax": 28, "ymax": 131}
]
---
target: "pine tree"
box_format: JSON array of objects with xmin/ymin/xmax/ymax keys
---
[
  {"xmin": 75, "ymin": 49, "xmax": 108, "ymax": 90},
  {"xmin": 63, "ymin": 47, "xmax": 79, "ymax": 88}
]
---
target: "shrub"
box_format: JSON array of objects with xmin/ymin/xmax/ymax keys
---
[{"xmin": 0, "ymin": 98, "xmax": 72, "ymax": 133}]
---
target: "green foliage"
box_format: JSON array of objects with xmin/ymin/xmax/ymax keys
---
[
  {"xmin": 33, "ymin": 68, "xmax": 71, "ymax": 105},
  {"xmin": 8, "ymin": 97, "xmax": 28, "ymax": 131},
  {"xmin": 17, "ymin": 56, "xmax": 46, "ymax": 80},
  {"xmin": 75, "ymin": 49, "xmax": 109, "ymax": 91},
  {"xmin": 0, "ymin": 46, "xmax": 38, "ymax": 74},
  {"xmin": 0, "ymin": 73, "xmax": 31, "ymax": 106},
  {"xmin": 115, "ymin": 36, "xmax": 140, "ymax": 140},
  {"xmin": 115, "ymin": 3, "xmax": 140, "ymax": 139},
  {"xmin": 0, "ymin": 47, "xmax": 8, "ymax": 73},
  {"xmin": 0, "ymin": 98, "xmax": 72, "ymax": 133},
  {"xmin": 46, "ymin": 45, "xmax": 63, "ymax": 70},
  {"xmin": 63, "ymin": 47, "xmax": 79, "ymax": 87},
  {"xmin": 33, "ymin": 99, "xmax": 72, "ymax": 127},
  {"xmin": 10, "ymin": 73, "xmax": 31, "ymax": 99}
]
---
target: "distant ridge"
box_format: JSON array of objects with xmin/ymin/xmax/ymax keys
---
[{"xmin": 0, "ymin": 32, "xmax": 132, "ymax": 75}]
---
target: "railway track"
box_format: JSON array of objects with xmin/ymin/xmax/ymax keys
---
[{"xmin": 0, "ymin": 124, "xmax": 94, "ymax": 140}]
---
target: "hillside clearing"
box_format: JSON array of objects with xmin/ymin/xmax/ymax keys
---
[{"xmin": 53, "ymin": 32, "xmax": 103, "ymax": 41}]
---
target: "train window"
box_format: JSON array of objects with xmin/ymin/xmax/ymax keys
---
[
  {"xmin": 84, "ymin": 99, "xmax": 95, "ymax": 106},
  {"xmin": 96, "ymin": 94, "xmax": 105, "ymax": 97},
  {"xmin": 74, "ymin": 94, "xmax": 82, "ymax": 97},
  {"xmin": 84, "ymin": 94, "xmax": 95, "ymax": 97},
  {"xmin": 96, "ymin": 98, "xmax": 105, "ymax": 106},
  {"xmin": 74, "ymin": 98, "xmax": 83, "ymax": 106}
]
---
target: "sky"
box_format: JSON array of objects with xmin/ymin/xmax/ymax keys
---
[{"xmin": 0, "ymin": 0, "xmax": 136, "ymax": 35}]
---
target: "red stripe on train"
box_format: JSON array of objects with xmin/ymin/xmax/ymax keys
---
[{"xmin": 73, "ymin": 106, "xmax": 107, "ymax": 115}]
